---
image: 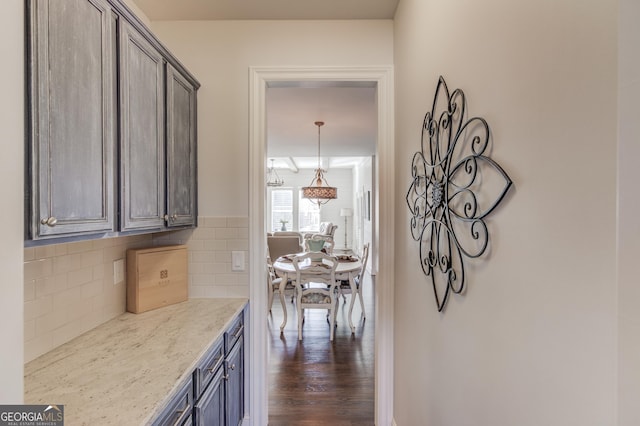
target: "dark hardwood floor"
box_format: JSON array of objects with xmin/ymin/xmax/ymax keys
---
[{"xmin": 267, "ymin": 274, "xmax": 375, "ymax": 426}]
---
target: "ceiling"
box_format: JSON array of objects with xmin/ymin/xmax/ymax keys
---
[
  {"xmin": 130, "ymin": 0, "xmax": 392, "ymax": 170},
  {"xmin": 266, "ymin": 83, "xmax": 377, "ymax": 170},
  {"xmin": 130, "ymin": 0, "xmax": 399, "ymax": 21}
]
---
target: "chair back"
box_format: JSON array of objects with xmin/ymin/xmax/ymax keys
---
[
  {"xmin": 292, "ymin": 251, "xmax": 338, "ymax": 287},
  {"xmin": 267, "ymin": 235, "xmax": 303, "ymax": 261},
  {"xmin": 359, "ymin": 243, "xmax": 370, "ymax": 278}
]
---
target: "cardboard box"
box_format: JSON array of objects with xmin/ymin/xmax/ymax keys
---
[{"xmin": 126, "ymin": 245, "xmax": 188, "ymax": 313}]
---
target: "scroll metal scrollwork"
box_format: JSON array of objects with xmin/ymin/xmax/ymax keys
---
[{"xmin": 406, "ymin": 76, "xmax": 513, "ymax": 312}]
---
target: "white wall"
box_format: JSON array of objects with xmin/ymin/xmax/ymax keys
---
[
  {"xmin": 394, "ymin": 0, "xmax": 617, "ymax": 424},
  {"xmin": 148, "ymin": 20, "xmax": 394, "ymax": 217},
  {"xmin": 0, "ymin": 0, "xmax": 24, "ymax": 403},
  {"xmin": 618, "ymin": 0, "xmax": 640, "ymax": 424},
  {"xmin": 353, "ymin": 157, "xmax": 375, "ymax": 270}
]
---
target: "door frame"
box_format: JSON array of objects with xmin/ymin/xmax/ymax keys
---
[{"xmin": 248, "ymin": 66, "xmax": 395, "ymax": 425}]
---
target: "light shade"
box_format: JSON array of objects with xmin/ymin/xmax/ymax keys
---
[
  {"xmin": 340, "ymin": 208, "xmax": 353, "ymax": 217},
  {"xmin": 303, "ymin": 186, "xmax": 337, "ymax": 200},
  {"xmin": 302, "ymin": 121, "xmax": 337, "ymax": 207}
]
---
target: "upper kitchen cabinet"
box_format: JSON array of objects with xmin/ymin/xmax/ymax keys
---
[
  {"xmin": 26, "ymin": 0, "xmax": 200, "ymax": 243},
  {"xmin": 166, "ymin": 64, "xmax": 198, "ymax": 228},
  {"xmin": 26, "ymin": 0, "xmax": 117, "ymax": 239},
  {"xmin": 119, "ymin": 20, "xmax": 166, "ymax": 232}
]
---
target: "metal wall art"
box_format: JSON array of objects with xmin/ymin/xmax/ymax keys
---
[{"xmin": 406, "ymin": 76, "xmax": 512, "ymax": 312}]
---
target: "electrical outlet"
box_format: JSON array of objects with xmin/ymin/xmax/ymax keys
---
[{"xmin": 113, "ymin": 259, "xmax": 125, "ymax": 284}]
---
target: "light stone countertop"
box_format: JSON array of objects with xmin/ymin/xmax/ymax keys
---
[{"xmin": 24, "ymin": 298, "xmax": 248, "ymax": 426}]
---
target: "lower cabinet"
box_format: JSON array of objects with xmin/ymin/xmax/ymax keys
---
[
  {"xmin": 152, "ymin": 309, "xmax": 244, "ymax": 426},
  {"xmin": 152, "ymin": 377, "xmax": 193, "ymax": 426},
  {"xmin": 225, "ymin": 336, "xmax": 244, "ymax": 426},
  {"xmin": 194, "ymin": 366, "xmax": 225, "ymax": 425}
]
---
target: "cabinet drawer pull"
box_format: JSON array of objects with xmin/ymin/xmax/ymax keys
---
[
  {"xmin": 40, "ymin": 217, "xmax": 57, "ymax": 227},
  {"xmin": 173, "ymin": 402, "xmax": 191, "ymax": 426},
  {"xmin": 206, "ymin": 355, "xmax": 223, "ymax": 373},
  {"xmin": 232, "ymin": 325, "xmax": 243, "ymax": 339}
]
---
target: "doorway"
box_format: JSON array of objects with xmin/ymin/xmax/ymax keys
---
[{"xmin": 248, "ymin": 66, "xmax": 395, "ymax": 425}]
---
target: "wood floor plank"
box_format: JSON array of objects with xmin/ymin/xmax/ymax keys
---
[{"xmin": 268, "ymin": 275, "xmax": 375, "ymax": 425}]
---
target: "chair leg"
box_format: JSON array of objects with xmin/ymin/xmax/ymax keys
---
[
  {"xmin": 297, "ymin": 293, "xmax": 303, "ymax": 341},
  {"xmin": 358, "ymin": 286, "xmax": 366, "ymax": 319},
  {"xmin": 268, "ymin": 289, "xmax": 274, "ymax": 313}
]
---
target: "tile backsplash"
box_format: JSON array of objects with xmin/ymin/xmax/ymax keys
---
[{"xmin": 24, "ymin": 216, "xmax": 249, "ymax": 363}]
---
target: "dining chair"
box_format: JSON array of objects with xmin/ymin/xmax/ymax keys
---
[
  {"xmin": 267, "ymin": 259, "xmax": 295, "ymax": 314},
  {"xmin": 339, "ymin": 243, "xmax": 370, "ymax": 319},
  {"xmin": 292, "ymin": 251, "xmax": 339, "ymax": 341}
]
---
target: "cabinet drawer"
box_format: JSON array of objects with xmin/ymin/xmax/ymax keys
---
[
  {"xmin": 224, "ymin": 312, "xmax": 244, "ymax": 353},
  {"xmin": 194, "ymin": 337, "xmax": 224, "ymax": 399},
  {"xmin": 152, "ymin": 376, "xmax": 193, "ymax": 426}
]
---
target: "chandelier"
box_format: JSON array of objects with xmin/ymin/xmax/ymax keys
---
[
  {"xmin": 302, "ymin": 121, "xmax": 337, "ymax": 206},
  {"xmin": 266, "ymin": 159, "xmax": 284, "ymax": 187}
]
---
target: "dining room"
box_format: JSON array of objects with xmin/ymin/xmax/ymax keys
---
[{"xmin": 264, "ymin": 81, "xmax": 378, "ymax": 424}]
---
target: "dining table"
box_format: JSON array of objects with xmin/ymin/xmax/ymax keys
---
[{"xmin": 272, "ymin": 252, "xmax": 363, "ymax": 333}]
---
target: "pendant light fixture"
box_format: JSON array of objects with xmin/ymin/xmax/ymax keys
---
[
  {"xmin": 302, "ymin": 121, "xmax": 337, "ymax": 206},
  {"xmin": 266, "ymin": 159, "xmax": 284, "ymax": 187}
]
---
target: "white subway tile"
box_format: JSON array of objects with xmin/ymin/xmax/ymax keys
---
[
  {"xmin": 52, "ymin": 286, "xmax": 82, "ymax": 311},
  {"xmin": 215, "ymin": 228, "xmax": 238, "ymax": 239},
  {"xmin": 24, "ymin": 333, "xmax": 53, "ymax": 363},
  {"xmin": 66, "ymin": 240, "xmax": 93, "ymax": 255},
  {"xmin": 68, "ymin": 267, "xmax": 94, "ymax": 288},
  {"xmin": 215, "ymin": 274, "xmax": 238, "ymax": 285},
  {"xmin": 214, "ymin": 252, "xmax": 232, "ymax": 263},
  {"xmin": 35, "ymin": 245, "xmax": 57, "ymax": 260},
  {"xmin": 24, "ymin": 296, "xmax": 52, "ymax": 321},
  {"xmin": 24, "ymin": 248, "xmax": 36, "ymax": 262},
  {"xmin": 81, "ymin": 250, "xmax": 103, "ymax": 267},
  {"xmin": 81, "ymin": 279, "xmax": 104, "ymax": 300},
  {"xmin": 227, "ymin": 239, "xmax": 249, "ymax": 251},
  {"xmin": 24, "ymin": 319, "xmax": 36, "ymax": 342},
  {"xmin": 24, "ymin": 280, "xmax": 35, "ymax": 302},
  {"xmin": 34, "ymin": 308, "xmax": 67, "ymax": 336},
  {"xmin": 204, "ymin": 240, "xmax": 227, "ymax": 251},
  {"xmin": 202, "ymin": 217, "xmax": 227, "ymax": 228},
  {"xmin": 35, "ymin": 274, "xmax": 68, "ymax": 298},
  {"xmin": 24, "ymin": 258, "xmax": 53, "ymax": 282},
  {"xmin": 227, "ymin": 217, "xmax": 249, "ymax": 228}
]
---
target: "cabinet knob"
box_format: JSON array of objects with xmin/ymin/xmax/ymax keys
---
[
  {"xmin": 171, "ymin": 214, "xmax": 178, "ymax": 221},
  {"xmin": 163, "ymin": 214, "xmax": 169, "ymax": 221},
  {"xmin": 229, "ymin": 363, "xmax": 236, "ymax": 371},
  {"xmin": 40, "ymin": 217, "xmax": 57, "ymax": 227}
]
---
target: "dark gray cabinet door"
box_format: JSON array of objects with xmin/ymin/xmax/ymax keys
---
[
  {"xmin": 119, "ymin": 20, "xmax": 165, "ymax": 231},
  {"xmin": 27, "ymin": 0, "xmax": 116, "ymax": 239},
  {"xmin": 166, "ymin": 64, "xmax": 197, "ymax": 228},
  {"xmin": 225, "ymin": 338, "xmax": 244, "ymax": 426},
  {"xmin": 194, "ymin": 367, "xmax": 225, "ymax": 426}
]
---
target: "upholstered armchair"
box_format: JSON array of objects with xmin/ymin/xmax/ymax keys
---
[
  {"xmin": 267, "ymin": 235, "xmax": 304, "ymax": 262},
  {"xmin": 303, "ymin": 222, "xmax": 338, "ymax": 253}
]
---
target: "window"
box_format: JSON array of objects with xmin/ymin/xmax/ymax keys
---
[
  {"xmin": 298, "ymin": 191, "xmax": 320, "ymax": 232},
  {"xmin": 271, "ymin": 189, "xmax": 293, "ymax": 232},
  {"xmin": 268, "ymin": 188, "xmax": 320, "ymax": 232}
]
